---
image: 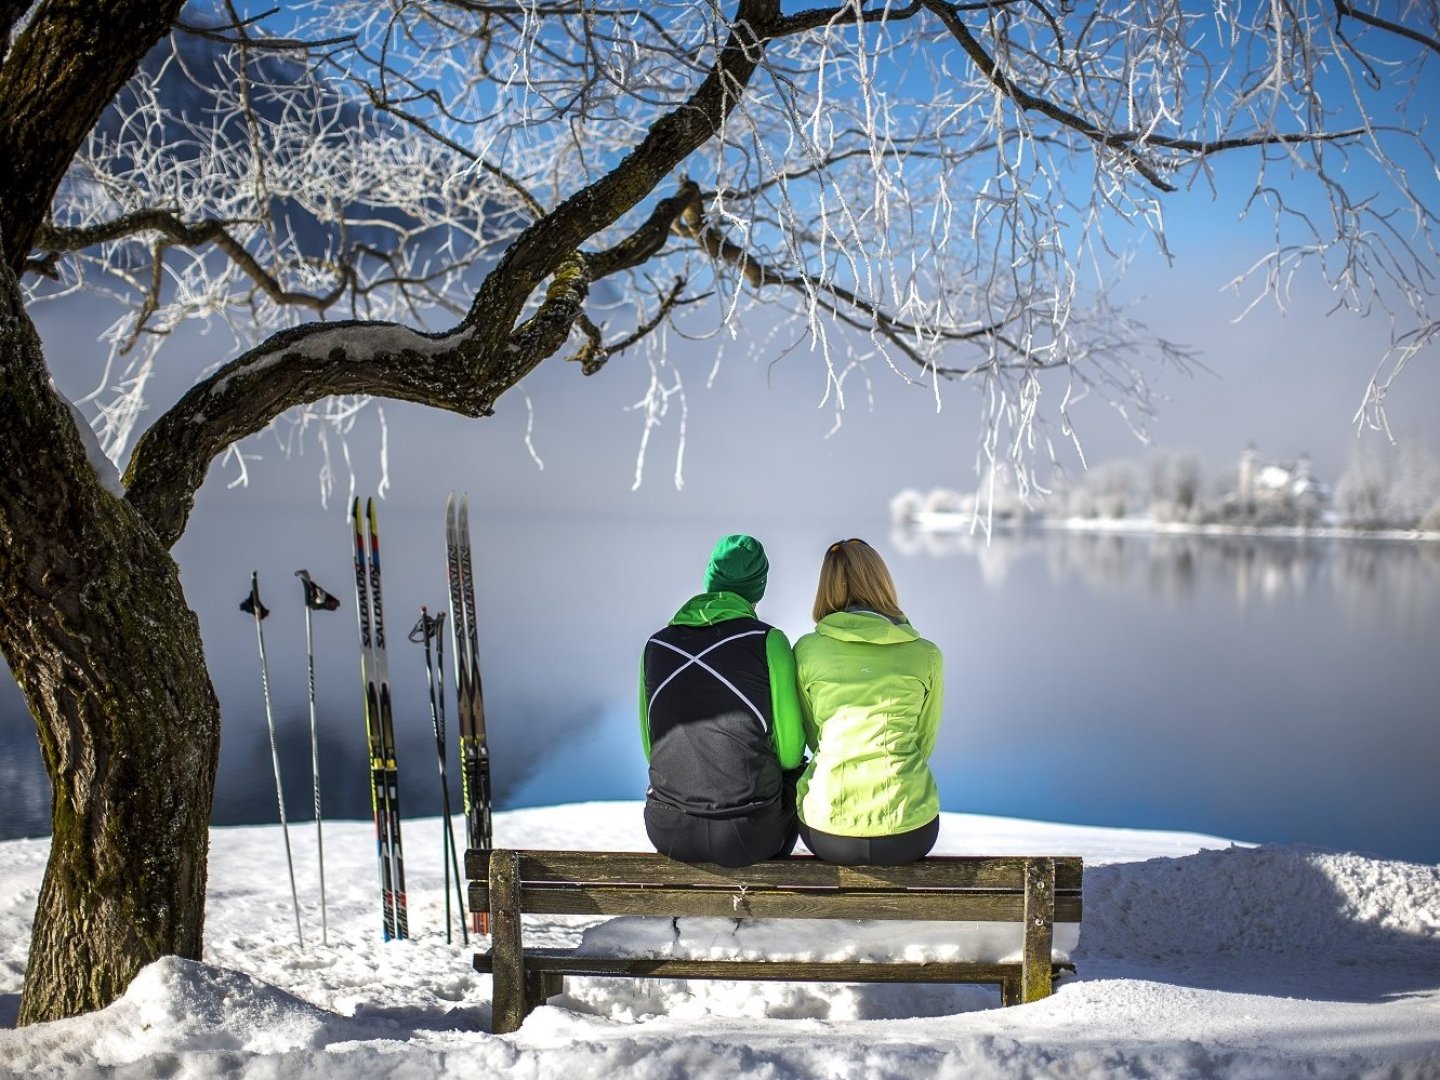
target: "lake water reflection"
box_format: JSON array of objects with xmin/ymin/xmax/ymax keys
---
[{"xmin": 2, "ymin": 510, "xmax": 1437, "ymax": 865}]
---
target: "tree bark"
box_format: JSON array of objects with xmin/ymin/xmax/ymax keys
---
[
  {"xmin": 1, "ymin": 247, "xmax": 221, "ymax": 1024},
  {"xmin": 0, "ymin": 0, "xmax": 186, "ymax": 272}
]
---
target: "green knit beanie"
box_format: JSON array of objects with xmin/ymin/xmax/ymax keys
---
[{"xmin": 703, "ymin": 534, "xmax": 769, "ymax": 603}]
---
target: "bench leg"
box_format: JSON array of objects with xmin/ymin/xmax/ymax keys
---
[
  {"xmin": 1000, "ymin": 975, "xmax": 1021, "ymax": 1007},
  {"xmin": 489, "ymin": 850, "xmax": 527, "ymax": 1034},
  {"xmin": 525, "ymin": 971, "xmax": 565, "ymax": 1011},
  {"xmin": 1021, "ymin": 857, "xmax": 1056, "ymax": 1003}
]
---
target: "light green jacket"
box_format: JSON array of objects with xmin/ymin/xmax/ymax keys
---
[{"xmin": 794, "ymin": 611, "xmax": 943, "ymax": 837}]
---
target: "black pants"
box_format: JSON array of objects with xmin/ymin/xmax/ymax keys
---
[
  {"xmin": 799, "ymin": 815, "xmax": 939, "ymax": 866},
  {"xmin": 645, "ymin": 769, "xmax": 802, "ymax": 868}
]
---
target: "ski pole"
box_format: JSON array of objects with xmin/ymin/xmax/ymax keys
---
[
  {"xmin": 433, "ymin": 611, "xmax": 469, "ymax": 946},
  {"xmin": 241, "ymin": 572, "xmax": 304, "ymax": 948},
  {"xmin": 434, "ymin": 610, "xmax": 469, "ymax": 945},
  {"xmin": 296, "ymin": 569, "xmax": 341, "ymax": 946},
  {"xmin": 410, "ymin": 608, "xmax": 468, "ymax": 945}
]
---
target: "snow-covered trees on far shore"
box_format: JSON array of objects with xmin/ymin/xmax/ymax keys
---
[
  {"xmin": 1334, "ymin": 441, "xmax": 1440, "ymax": 532},
  {"xmin": 894, "ymin": 440, "xmax": 1440, "ymax": 532}
]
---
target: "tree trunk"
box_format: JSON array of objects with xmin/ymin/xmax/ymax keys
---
[{"xmin": 1, "ymin": 256, "xmax": 221, "ymax": 1024}]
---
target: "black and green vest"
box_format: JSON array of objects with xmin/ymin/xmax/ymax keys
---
[{"xmin": 643, "ymin": 607, "xmax": 781, "ymax": 818}]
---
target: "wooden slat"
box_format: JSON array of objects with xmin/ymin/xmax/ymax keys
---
[
  {"xmin": 469, "ymin": 882, "xmax": 1081, "ymax": 922},
  {"xmin": 464, "ymin": 849, "xmax": 1082, "ymax": 891},
  {"xmin": 474, "ymin": 951, "xmax": 1026, "ymax": 985}
]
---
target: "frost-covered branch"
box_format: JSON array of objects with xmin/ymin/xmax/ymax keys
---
[
  {"xmin": 31, "ymin": 212, "xmax": 352, "ymax": 315},
  {"xmin": 16, "ymin": 0, "xmax": 1440, "ymax": 496},
  {"xmin": 122, "ymin": 0, "xmax": 786, "ymax": 542},
  {"xmin": 1332, "ymin": 1, "xmax": 1440, "ymax": 57},
  {"xmin": 124, "ymin": 321, "xmax": 486, "ymax": 544},
  {"xmin": 567, "ymin": 276, "xmax": 696, "ymax": 376}
]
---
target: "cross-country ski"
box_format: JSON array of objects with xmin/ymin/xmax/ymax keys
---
[
  {"xmin": 351, "ymin": 498, "xmax": 408, "ymax": 941},
  {"xmin": 445, "ymin": 492, "xmax": 493, "ymax": 934}
]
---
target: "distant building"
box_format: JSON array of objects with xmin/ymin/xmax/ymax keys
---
[{"xmin": 1237, "ymin": 446, "xmax": 1331, "ymax": 518}]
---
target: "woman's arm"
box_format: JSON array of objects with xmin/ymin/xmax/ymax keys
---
[{"xmin": 916, "ymin": 643, "xmax": 945, "ymax": 760}]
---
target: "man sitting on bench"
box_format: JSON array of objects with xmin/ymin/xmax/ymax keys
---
[{"xmin": 639, "ymin": 534, "xmax": 807, "ymax": 867}]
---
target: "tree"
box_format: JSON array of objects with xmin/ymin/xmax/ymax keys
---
[
  {"xmin": 2, "ymin": 0, "xmax": 1436, "ymax": 1023},
  {"xmin": 1149, "ymin": 452, "xmax": 1202, "ymax": 523}
]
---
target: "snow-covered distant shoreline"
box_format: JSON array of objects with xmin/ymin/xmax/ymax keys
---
[
  {"xmin": 906, "ymin": 510, "xmax": 1440, "ymax": 544},
  {"xmin": 2, "ymin": 803, "xmax": 1438, "ymax": 1078}
]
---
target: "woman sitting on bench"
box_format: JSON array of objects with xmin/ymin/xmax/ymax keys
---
[{"xmin": 794, "ymin": 538, "xmax": 944, "ymax": 866}]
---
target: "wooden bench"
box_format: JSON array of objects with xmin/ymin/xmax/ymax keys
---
[{"xmin": 466, "ymin": 849, "xmax": 1083, "ymax": 1033}]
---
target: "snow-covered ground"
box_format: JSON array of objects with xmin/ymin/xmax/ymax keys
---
[{"xmin": 2, "ymin": 803, "xmax": 1437, "ymax": 1078}]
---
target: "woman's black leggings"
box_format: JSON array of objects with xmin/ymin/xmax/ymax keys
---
[{"xmin": 799, "ymin": 815, "xmax": 939, "ymax": 866}]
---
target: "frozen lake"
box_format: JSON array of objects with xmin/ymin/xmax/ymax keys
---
[{"xmin": 3, "ymin": 507, "xmax": 1438, "ymax": 865}]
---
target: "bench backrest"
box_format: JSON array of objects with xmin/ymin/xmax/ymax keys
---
[{"xmin": 465, "ymin": 850, "xmax": 1083, "ymax": 922}]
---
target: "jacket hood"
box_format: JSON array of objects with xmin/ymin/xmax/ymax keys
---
[
  {"xmin": 670, "ymin": 591, "xmax": 758, "ymax": 626},
  {"xmin": 814, "ymin": 610, "xmax": 918, "ymax": 644}
]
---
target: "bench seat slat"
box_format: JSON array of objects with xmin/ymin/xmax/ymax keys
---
[
  {"xmin": 464, "ymin": 849, "xmax": 1082, "ymax": 891},
  {"xmin": 474, "ymin": 951, "xmax": 1052, "ymax": 985},
  {"xmin": 468, "ymin": 884, "xmax": 1082, "ymax": 922}
]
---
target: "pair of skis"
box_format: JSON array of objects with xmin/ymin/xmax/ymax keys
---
[
  {"xmin": 446, "ymin": 493, "xmax": 493, "ymax": 934},
  {"xmin": 351, "ymin": 494, "xmax": 493, "ymax": 941},
  {"xmin": 352, "ymin": 497, "xmax": 408, "ymax": 941}
]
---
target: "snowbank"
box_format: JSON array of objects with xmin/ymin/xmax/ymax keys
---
[{"xmin": 1, "ymin": 803, "xmax": 1437, "ymax": 1079}]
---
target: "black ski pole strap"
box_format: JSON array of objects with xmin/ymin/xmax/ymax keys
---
[
  {"xmin": 296, "ymin": 569, "xmax": 341, "ymax": 611},
  {"xmin": 240, "ymin": 573, "xmax": 270, "ymax": 620},
  {"xmin": 408, "ymin": 610, "xmax": 446, "ymax": 644}
]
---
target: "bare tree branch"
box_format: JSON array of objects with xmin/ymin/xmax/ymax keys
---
[
  {"xmin": 1333, "ymin": 1, "xmax": 1440, "ymax": 57},
  {"xmin": 923, "ymin": 0, "xmax": 1369, "ymax": 192},
  {"xmin": 177, "ymin": 12, "xmax": 356, "ymax": 52},
  {"xmin": 464, "ymin": 0, "xmax": 782, "ymax": 341},
  {"xmin": 675, "ymin": 193, "xmax": 1016, "ymax": 373},
  {"xmin": 568, "ymin": 275, "xmax": 696, "ymax": 375},
  {"xmin": 33, "ymin": 212, "xmax": 350, "ymax": 316},
  {"xmin": 25, "ymin": 0, "xmax": 1440, "ymax": 497},
  {"xmin": 124, "ymin": 1, "xmax": 789, "ymax": 542},
  {"xmin": 125, "ymin": 321, "xmax": 491, "ymax": 545}
]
